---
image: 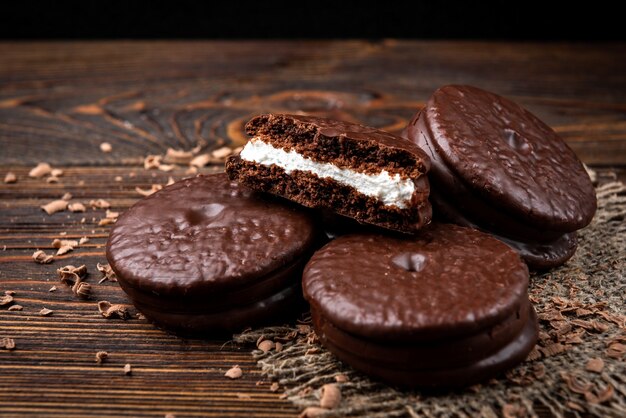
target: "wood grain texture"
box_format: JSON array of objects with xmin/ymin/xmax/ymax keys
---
[{"xmin": 0, "ymin": 41, "xmax": 625, "ymax": 417}]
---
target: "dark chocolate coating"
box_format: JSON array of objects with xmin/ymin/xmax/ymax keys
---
[
  {"xmin": 303, "ymin": 223, "xmax": 537, "ymax": 388},
  {"xmin": 106, "ymin": 174, "xmax": 318, "ymax": 333},
  {"xmin": 316, "ymin": 307, "xmax": 538, "ymax": 389},
  {"xmin": 405, "ymin": 85, "xmax": 596, "ymax": 231},
  {"xmin": 303, "ymin": 223, "xmax": 529, "ymax": 341}
]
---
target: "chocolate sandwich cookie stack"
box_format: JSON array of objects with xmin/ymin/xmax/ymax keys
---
[
  {"xmin": 303, "ymin": 223, "xmax": 537, "ymax": 388},
  {"xmin": 404, "ymin": 85, "xmax": 597, "ymax": 270},
  {"xmin": 106, "ymin": 174, "xmax": 318, "ymax": 334}
]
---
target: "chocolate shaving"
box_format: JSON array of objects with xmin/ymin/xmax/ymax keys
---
[
  {"xmin": 96, "ymin": 263, "xmax": 117, "ymax": 283},
  {"xmin": 298, "ymin": 407, "xmax": 326, "ymax": 418},
  {"xmin": 585, "ymin": 358, "xmax": 604, "ymax": 373},
  {"xmin": 72, "ymin": 282, "xmax": 91, "ymax": 299},
  {"xmin": 50, "ymin": 168, "xmax": 64, "ymax": 177},
  {"xmin": 95, "ymin": 351, "xmax": 108, "ymax": 364},
  {"xmin": 319, "ymin": 383, "xmax": 341, "ymax": 409},
  {"xmin": 100, "ymin": 142, "xmax": 112, "ymax": 153},
  {"xmin": 144, "ymin": 155, "xmax": 162, "ymax": 170},
  {"xmin": 61, "ymin": 192, "xmax": 72, "ymax": 201},
  {"xmin": 585, "ymin": 384, "xmax": 614, "ymax": 404},
  {"xmin": 539, "ymin": 342, "xmax": 566, "ymax": 357},
  {"xmin": 98, "ymin": 218, "xmax": 116, "ymax": 226},
  {"xmin": 270, "ymin": 382, "xmax": 280, "ymax": 392},
  {"xmin": 135, "ymin": 184, "xmax": 163, "ymax": 196},
  {"xmin": 57, "ymin": 265, "xmax": 87, "ymax": 286},
  {"xmin": 561, "ymin": 372, "xmax": 592, "ymax": 394},
  {"xmin": 8, "ymin": 305, "xmax": 23, "ymax": 311},
  {"xmin": 164, "ymin": 148, "xmax": 195, "ymax": 165},
  {"xmin": 79, "ymin": 236, "xmax": 89, "ymax": 245},
  {"xmin": 39, "ymin": 307, "xmax": 53, "ymax": 316},
  {"xmin": 89, "ymin": 199, "xmax": 111, "ymax": 209},
  {"xmin": 124, "ymin": 363, "xmax": 132, "ymax": 375},
  {"xmin": 4, "ymin": 172, "xmax": 16, "ymax": 183},
  {"xmin": 105, "ymin": 209, "xmax": 119, "ymax": 219},
  {"xmin": 211, "ymin": 146, "xmax": 233, "ymax": 160},
  {"xmin": 98, "ymin": 301, "xmax": 130, "ymax": 319},
  {"xmin": 257, "ymin": 340, "xmax": 275, "ymax": 353},
  {"xmin": 225, "ymin": 365, "xmax": 242, "ymax": 379},
  {"xmin": 46, "ymin": 176, "xmax": 59, "ymax": 184},
  {"xmin": 1, "ymin": 337, "xmax": 16, "ymax": 350},
  {"xmin": 68, "ymin": 202, "xmax": 86, "ymax": 212},
  {"xmin": 41, "ymin": 199, "xmax": 68, "ymax": 215},
  {"xmin": 32, "ymin": 250, "xmax": 54, "ymax": 264},
  {"xmin": 29, "ymin": 162, "xmax": 52, "ymax": 178},
  {"xmin": 189, "ymin": 154, "xmax": 212, "ymax": 168},
  {"xmin": 0, "ymin": 294, "xmax": 13, "ymax": 307},
  {"xmin": 334, "ymin": 374, "xmax": 348, "ymax": 383},
  {"xmin": 606, "ymin": 342, "xmax": 625, "ymax": 358}
]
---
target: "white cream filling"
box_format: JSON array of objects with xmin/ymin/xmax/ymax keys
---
[{"xmin": 240, "ymin": 138, "xmax": 415, "ymax": 209}]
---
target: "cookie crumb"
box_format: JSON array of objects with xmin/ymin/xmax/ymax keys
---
[
  {"xmin": 100, "ymin": 142, "xmax": 112, "ymax": 153},
  {"xmin": 33, "ymin": 250, "xmax": 54, "ymax": 264},
  {"xmin": 319, "ymin": 383, "xmax": 341, "ymax": 409},
  {"xmin": 1, "ymin": 337, "xmax": 16, "ymax": 350},
  {"xmin": 29, "ymin": 162, "xmax": 52, "ymax": 178},
  {"xmin": 95, "ymin": 351, "xmax": 108, "ymax": 364},
  {"xmin": 4, "ymin": 172, "xmax": 17, "ymax": 183},
  {"xmin": 224, "ymin": 365, "xmax": 242, "ymax": 379},
  {"xmin": 8, "ymin": 305, "xmax": 23, "ymax": 311},
  {"xmin": 124, "ymin": 363, "xmax": 132, "ymax": 375},
  {"xmin": 41, "ymin": 199, "xmax": 68, "ymax": 215},
  {"xmin": 39, "ymin": 307, "xmax": 53, "ymax": 316},
  {"xmin": 98, "ymin": 301, "xmax": 130, "ymax": 319}
]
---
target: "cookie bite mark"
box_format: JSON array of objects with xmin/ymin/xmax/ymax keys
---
[{"xmin": 227, "ymin": 114, "xmax": 432, "ymax": 233}]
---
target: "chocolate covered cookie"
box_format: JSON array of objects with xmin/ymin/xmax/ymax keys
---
[
  {"xmin": 303, "ymin": 223, "xmax": 538, "ymax": 388},
  {"xmin": 226, "ymin": 114, "xmax": 432, "ymax": 233},
  {"xmin": 404, "ymin": 85, "xmax": 596, "ymax": 269},
  {"xmin": 106, "ymin": 174, "xmax": 318, "ymax": 334}
]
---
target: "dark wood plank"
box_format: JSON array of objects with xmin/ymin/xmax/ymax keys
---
[
  {"xmin": 1, "ymin": 41, "xmax": 625, "ymax": 166},
  {"xmin": 1, "ymin": 41, "xmax": 625, "ymax": 417}
]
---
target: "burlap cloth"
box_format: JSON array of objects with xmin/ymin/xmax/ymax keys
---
[{"xmin": 234, "ymin": 181, "xmax": 626, "ymax": 417}]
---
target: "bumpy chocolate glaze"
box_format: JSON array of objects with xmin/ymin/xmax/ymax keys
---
[
  {"xmin": 303, "ymin": 223, "xmax": 530, "ymax": 341},
  {"xmin": 106, "ymin": 174, "xmax": 318, "ymax": 332},
  {"xmin": 405, "ymin": 85, "xmax": 596, "ymax": 231}
]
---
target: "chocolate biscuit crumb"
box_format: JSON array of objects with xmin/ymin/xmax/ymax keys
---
[
  {"xmin": 98, "ymin": 301, "xmax": 130, "ymax": 319},
  {"xmin": 1, "ymin": 337, "xmax": 16, "ymax": 350},
  {"xmin": 33, "ymin": 250, "xmax": 54, "ymax": 264},
  {"xmin": 100, "ymin": 142, "xmax": 112, "ymax": 153},
  {"xmin": 41, "ymin": 199, "xmax": 68, "ymax": 215},
  {"xmin": 320, "ymin": 383, "xmax": 341, "ymax": 409},
  {"xmin": 8, "ymin": 305, "xmax": 23, "ymax": 311},
  {"xmin": 29, "ymin": 162, "xmax": 52, "ymax": 178},
  {"xmin": 68, "ymin": 202, "xmax": 87, "ymax": 212},
  {"xmin": 585, "ymin": 357, "xmax": 604, "ymax": 373},
  {"xmin": 225, "ymin": 365, "xmax": 242, "ymax": 379},
  {"xmin": 4, "ymin": 172, "xmax": 17, "ymax": 183},
  {"xmin": 124, "ymin": 363, "xmax": 132, "ymax": 375},
  {"xmin": 95, "ymin": 351, "xmax": 108, "ymax": 364},
  {"xmin": 39, "ymin": 307, "xmax": 53, "ymax": 316},
  {"xmin": 89, "ymin": 199, "xmax": 111, "ymax": 209}
]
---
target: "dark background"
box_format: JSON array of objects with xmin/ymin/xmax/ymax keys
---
[{"xmin": 1, "ymin": 1, "xmax": 624, "ymax": 40}]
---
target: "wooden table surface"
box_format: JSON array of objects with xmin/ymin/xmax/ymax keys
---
[{"xmin": 1, "ymin": 41, "xmax": 625, "ymax": 417}]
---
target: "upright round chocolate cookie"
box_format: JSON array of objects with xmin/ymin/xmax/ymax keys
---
[
  {"xmin": 303, "ymin": 223, "xmax": 538, "ymax": 388},
  {"xmin": 404, "ymin": 85, "xmax": 596, "ymax": 269},
  {"xmin": 106, "ymin": 174, "xmax": 318, "ymax": 334}
]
